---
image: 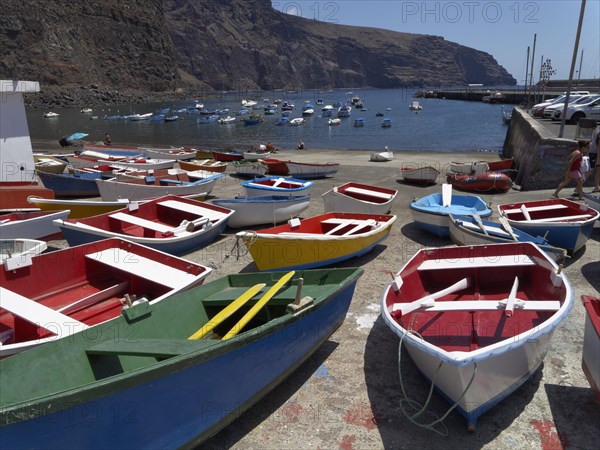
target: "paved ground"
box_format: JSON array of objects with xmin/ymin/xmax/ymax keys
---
[{"xmin": 42, "ymin": 145, "xmax": 599, "ymax": 449}]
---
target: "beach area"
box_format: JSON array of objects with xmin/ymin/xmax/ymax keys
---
[{"xmin": 35, "ymin": 142, "xmax": 600, "ymax": 449}]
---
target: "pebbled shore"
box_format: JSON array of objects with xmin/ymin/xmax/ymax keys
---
[{"xmin": 42, "ymin": 146, "xmax": 599, "ymax": 449}]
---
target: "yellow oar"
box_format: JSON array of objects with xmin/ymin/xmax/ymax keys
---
[
  {"xmin": 188, "ymin": 283, "xmax": 266, "ymax": 340},
  {"xmin": 222, "ymin": 271, "xmax": 296, "ymax": 340}
]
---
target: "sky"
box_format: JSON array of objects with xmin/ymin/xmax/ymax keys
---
[{"xmin": 270, "ymin": 0, "xmax": 600, "ymax": 84}]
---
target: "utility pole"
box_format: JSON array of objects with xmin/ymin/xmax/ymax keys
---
[
  {"xmin": 526, "ymin": 34, "xmax": 537, "ymax": 109},
  {"xmin": 559, "ymin": 0, "xmax": 586, "ymax": 138}
]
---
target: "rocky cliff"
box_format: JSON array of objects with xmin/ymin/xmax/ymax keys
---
[{"xmin": 1, "ymin": 0, "xmax": 516, "ymax": 106}]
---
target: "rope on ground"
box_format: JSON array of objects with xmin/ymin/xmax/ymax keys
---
[{"xmin": 397, "ymin": 329, "xmax": 478, "ymax": 436}]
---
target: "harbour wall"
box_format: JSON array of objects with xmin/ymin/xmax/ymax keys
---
[{"xmin": 502, "ymin": 107, "xmax": 577, "ymax": 191}]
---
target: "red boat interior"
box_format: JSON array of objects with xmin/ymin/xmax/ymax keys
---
[
  {"xmin": 257, "ymin": 212, "xmax": 393, "ymax": 237},
  {"xmin": 386, "ymin": 244, "xmax": 567, "ymax": 352},
  {"xmin": 500, "ymin": 199, "xmax": 597, "ymax": 222},
  {"xmin": 66, "ymin": 196, "xmax": 227, "ymax": 238},
  {"xmin": 253, "ymin": 178, "xmax": 304, "ymax": 189},
  {"xmin": 0, "ymin": 239, "xmax": 205, "ymax": 347},
  {"xmin": 339, "ymin": 183, "xmax": 395, "ymax": 205}
]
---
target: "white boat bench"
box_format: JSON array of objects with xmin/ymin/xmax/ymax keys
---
[
  {"xmin": 344, "ymin": 186, "xmax": 393, "ymax": 201},
  {"xmin": 525, "ymin": 214, "xmax": 593, "ymax": 223},
  {"xmin": 418, "ymin": 255, "xmax": 535, "ymax": 271},
  {"xmin": 322, "ymin": 218, "xmax": 377, "ymax": 236},
  {"xmin": 157, "ymin": 200, "xmax": 223, "ymax": 221},
  {"xmin": 0, "ymin": 287, "xmax": 88, "ymax": 333},
  {"xmin": 502, "ymin": 204, "xmax": 569, "ymax": 215},
  {"xmin": 392, "ymin": 299, "xmax": 561, "ymax": 313},
  {"xmin": 85, "ymin": 248, "xmax": 198, "ymax": 290},
  {"xmin": 109, "ymin": 212, "xmax": 174, "ymax": 233},
  {"xmin": 460, "ymin": 220, "xmax": 512, "ymax": 238}
]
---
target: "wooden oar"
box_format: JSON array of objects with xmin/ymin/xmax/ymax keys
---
[
  {"xmin": 498, "ymin": 216, "xmax": 519, "ymax": 241},
  {"xmin": 222, "ymin": 271, "xmax": 295, "ymax": 340},
  {"xmin": 188, "ymin": 283, "xmax": 266, "ymax": 340},
  {"xmin": 391, "ymin": 277, "xmax": 471, "ymax": 316},
  {"xmin": 471, "ymin": 213, "xmax": 489, "ymax": 236}
]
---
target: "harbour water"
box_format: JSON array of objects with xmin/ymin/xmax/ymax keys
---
[{"xmin": 27, "ymin": 88, "xmax": 509, "ymax": 153}]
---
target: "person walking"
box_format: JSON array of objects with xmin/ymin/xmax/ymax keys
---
[
  {"xmin": 590, "ymin": 127, "xmax": 600, "ymax": 193},
  {"xmin": 553, "ymin": 140, "xmax": 589, "ymax": 200}
]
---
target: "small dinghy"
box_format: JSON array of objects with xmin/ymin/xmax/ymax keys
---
[
  {"xmin": 381, "ymin": 242, "xmax": 573, "ymax": 430},
  {"xmin": 237, "ymin": 212, "xmax": 396, "ymax": 271},
  {"xmin": 55, "ymin": 195, "xmax": 233, "ymax": 255},
  {"xmin": 322, "ymin": 182, "xmax": 397, "ymax": 214},
  {"xmin": 213, "ymin": 195, "xmax": 311, "ymax": 228},
  {"xmin": 0, "ymin": 238, "xmax": 211, "ymax": 357},
  {"xmin": 497, "ymin": 198, "xmax": 599, "ymax": 254},
  {"xmin": 447, "ymin": 172, "xmax": 513, "ymax": 193},
  {"xmin": 241, "ymin": 176, "xmax": 314, "ymax": 197},
  {"xmin": 410, "ymin": 184, "xmax": 492, "ymax": 237}
]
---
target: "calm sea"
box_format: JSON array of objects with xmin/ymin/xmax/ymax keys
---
[{"xmin": 26, "ymin": 88, "xmax": 509, "ymax": 153}]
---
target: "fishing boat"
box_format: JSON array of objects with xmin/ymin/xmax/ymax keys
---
[
  {"xmin": 212, "ymin": 150, "xmax": 244, "ymax": 162},
  {"xmin": 322, "ymin": 182, "xmax": 397, "ymax": 214},
  {"xmin": 409, "ymin": 101, "xmax": 423, "ymax": 110},
  {"xmin": 0, "ymin": 239, "xmax": 47, "ymax": 261},
  {"xmin": 27, "ymin": 194, "xmax": 207, "ymax": 219},
  {"xmin": 381, "ymin": 242, "xmax": 573, "ymax": 430},
  {"xmin": 241, "ymin": 176, "xmax": 314, "ymax": 197},
  {"xmin": 95, "ymin": 172, "xmax": 221, "ymax": 201},
  {"xmin": 583, "ymin": 192, "xmax": 600, "ymax": 214},
  {"xmin": 400, "ymin": 166, "xmax": 440, "ymax": 185},
  {"xmin": 410, "ymin": 184, "xmax": 492, "ymax": 237},
  {"xmin": 581, "ymin": 295, "xmax": 600, "ymax": 404},
  {"xmin": 0, "ymin": 267, "xmax": 362, "ymax": 448},
  {"xmin": 212, "ymin": 195, "xmax": 311, "ymax": 228},
  {"xmin": 289, "ymin": 118, "xmax": 305, "ymax": 126},
  {"xmin": 0, "ymin": 238, "xmax": 211, "ymax": 357},
  {"xmin": 236, "ymin": 212, "xmax": 396, "ymax": 271},
  {"xmin": 218, "ymin": 116, "xmax": 236, "ymax": 124},
  {"xmin": 284, "ymin": 161, "xmax": 339, "ymax": 179},
  {"xmin": 108, "ymin": 157, "xmax": 177, "ymax": 171},
  {"xmin": 243, "ymin": 115, "xmax": 262, "ymax": 126},
  {"xmin": 380, "ymin": 118, "xmax": 392, "ymax": 128},
  {"xmin": 37, "ymin": 171, "xmax": 102, "ymax": 197},
  {"xmin": 55, "ymin": 195, "xmax": 233, "ymax": 255},
  {"xmin": 33, "ymin": 155, "xmax": 67, "ymax": 174},
  {"xmin": 43, "ymin": 112, "xmax": 59, "ymax": 118},
  {"xmin": 328, "ymin": 118, "xmax": 342, "ymax": 126},
  {"xmin": 448, "ymin": 214, "xmax": 566, "ymax": 262},
  {"xmin": 370, "ymin": 149, "xmax": 394, "ymax": 162},
  {"xmin": 353, "ymin": 118, "xmax": 365, "ymax": 127},
  {"xmin": 446, "ymin": 172, "xmax": 513, "ymax": 193},
  {"xmin": 232, "ymin": 160, "xmax": 268, "ymax": 178},
  {"xmin": 0, "ymin": 210, "xmax": 69, "ymax": 240},
  {"xmin": 179, "ymin": 159, "xmax": 228, "ymax": 173},
  {"xmin": 497, "ymin": 198, "xmax": 599, "ymax": 254},
  {"xmin": 141, "ymin": 147, "xmax": 196, "ymax": 161},
  {"xmin": 259, "ymin": 158, "xmax": 290, "ymax": 175}
]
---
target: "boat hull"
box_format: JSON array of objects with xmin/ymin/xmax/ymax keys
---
[
  {"xmin": 0, "ymin": 269, "xmax": 362, "ymax": 449},
  {"xmin": 400, "ymin": 167, "xmax": 440, "ymax": 185},
  {"xmin": 582, "ymin": 296, "xmax": 600, "ymax": 404},
  {"xmin": 212, "ymin": 195, "xmax": 311, "ymax": 228},
  {"xmin": 447, "ymin": 172, "xmax": 512, "ymax": 193},
  {"xmin": 0, "ymin": 210, "xmax": 69, "ymax": 240},
  {"xmin": 179, "ymin": 160, "xmax": 227, "ymax": 173},
  {"xmin": 498, "ymin": 199, "xmax": 599, "ymax": 253},
  {"xmin": 284, "ymin": 162, "xmax": 339, "ymax": 179},
  {"xmin": 242, "ymin": 177, "xmax": 313, "ymax": 197},
  {"xmin": 233, "ymin": 161, "xmax": 268, "ymax": 178},
  {"xmin": 96, "ymin": 177, "xmax": 218, "ymax": 201},
  {"xmin": 37, "ymin": 171, "xmax": 101, "ymax": 197},
  {"xmin": 322, "ymin": 183, "xmax": 397, "ymax": 215}
]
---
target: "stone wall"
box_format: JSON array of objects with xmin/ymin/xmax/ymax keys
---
[{"xmin": 502, "ymin": 108, "xmax": 577, "ymax": 191}]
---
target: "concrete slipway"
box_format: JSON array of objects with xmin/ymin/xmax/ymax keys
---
[{"xmin": 44, "ymin": 147, "xmax": 599, "ymax": 449}]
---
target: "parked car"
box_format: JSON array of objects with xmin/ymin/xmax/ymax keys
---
[
  {"xmin": 542, "ymin": 94, "xmax": 588, "ymax": 119},
  {"xmin": 558, "ymin": 95, "xmax": 600, "ymax": 124},
  {"xmin": 531, "ymin": 91, "xmax": 590, "ymax": 117},
  {"xmin": 551, "ymin": 95, "xmax": 600, "ymax": 121}
]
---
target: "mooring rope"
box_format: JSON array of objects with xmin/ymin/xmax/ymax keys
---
[{"xmin": 397, "ymin": 330, "xmax": 478, "ymax": 435}]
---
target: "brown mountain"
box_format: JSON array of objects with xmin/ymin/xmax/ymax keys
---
[{"xmin": 1, "ymin": 0, "xmax": 515, "ymax": 105}]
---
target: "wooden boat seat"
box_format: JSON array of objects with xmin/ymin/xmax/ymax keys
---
[
  {"xmin": 342, "ymin": 219, "xmax": 377, "ymax": 236},
  {"xmin": 502, "ymin": 204, "xmax": 569, "ymax": 215},
  {"xmin": 0, "ymin": 287, "xmax": 88, "ymax": 333},
  {"xmin": 109, "ymin": 212, "xmax": 174, "ymax": 233},
  {"xmin": 156, "ymin": 200, "xmax": 223, "ymax": 221},
  {"xmin": 393, "ymin": 299, "xmax": 561, "ymax": 313},
  {"xmin": 525, "ymin": 214, "xmax": 593, "ymax": 223},
  {"xmin": 418, "ymin": 255, "xmax": 535, "ymax": 270},
  {"xmin": 344, "ymin": 186, "xmax": 393, "ymax": 201},
  {"xmin": 85, "ymin": 248, "xmax": 198, "ymax": 290},
  {"xmin": 86, "ymin": 338, "xmax": 219, "ymax": 358},
  {"xmin": 459, "ymin": 220, "xmax": 512, "ymax": 238},
  {"xmin": 322, "ymin": 218, "xmax": 363, "ymax": 235}
]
